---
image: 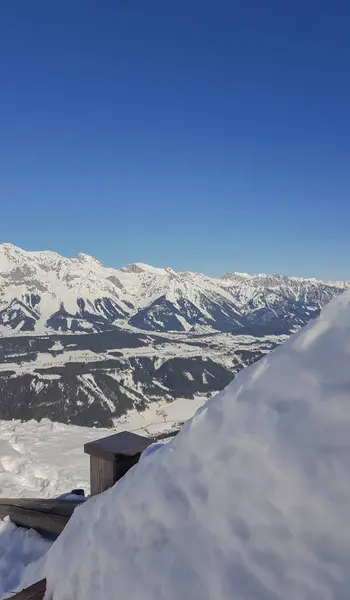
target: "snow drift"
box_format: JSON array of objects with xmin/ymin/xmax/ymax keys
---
[
  {"xmin": 0, "ymin": 518, "xmax": 50, "ymax": 599},
  {"xmin": 45, "ymin": 289, "xmax": 350, "ymax": 600}
]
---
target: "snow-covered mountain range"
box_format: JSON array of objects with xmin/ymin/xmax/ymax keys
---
[
  {"xmin": 0, "ymin": 243, "xmax": 348, "ymax": 427},
  {"xmin": 0, "ymin": 243, "xmax": 347, "ymax": 336}
]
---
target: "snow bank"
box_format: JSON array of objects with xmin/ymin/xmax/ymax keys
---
[
  {"xmin": 45, "ymin": 289, "xmax": 350, "ymax": 600},
  {"xmin": 0, "ymin": 518, "xmax": 50, "ymax": 599}
]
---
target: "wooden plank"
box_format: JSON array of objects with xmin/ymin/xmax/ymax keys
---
[
  {"xmin": 10, "ymin": 578, "xmax": 46, "ymax": 600},
  {"xmin": 90, "ymin": 454, "xmax": 117, "ymax": 495},
  {"xmin": 84, "ymin": 431, "xmax": 154, "ymax": 461},
  {"xmin": 0, "ymin": 498, "xmax": 81, "ymax": 516},
  {"xmin": 0, "ymin": 504, "xmax": 69, "ymax": 534},
  {"xmin": 0, "ymin": 498, "xmax": 82, "ymax": 535}
]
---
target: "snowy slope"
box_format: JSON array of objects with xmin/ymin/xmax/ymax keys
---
[
  {"xmin": 43, "ymin": 288, "xmax": 350, "ymax": 600},
  {"xmin": 0, "ymin": 243, "xmax": 347, "ymax": 335}
]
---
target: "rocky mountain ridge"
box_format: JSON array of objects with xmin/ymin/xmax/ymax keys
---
[{"xmin": 1, "ymin": 243, "xmax": 347, "ymax": 336}]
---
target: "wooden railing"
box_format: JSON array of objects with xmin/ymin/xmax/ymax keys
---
[{"xmin": 0, "ymin": 498, "xmax": 81, "ymax": 535}]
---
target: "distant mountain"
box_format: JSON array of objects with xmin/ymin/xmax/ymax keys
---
[
  {"xmin": 0, "ymin": 243, "xmax": 347, "ymax": 336},
  {"xmin": 0, "ymin": 243, "xmax": 347, "ymax": 427}
]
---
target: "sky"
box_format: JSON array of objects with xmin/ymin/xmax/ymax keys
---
[{"xmin": 0, "ymin": 1, "xmax": 349, "ymax": 280}]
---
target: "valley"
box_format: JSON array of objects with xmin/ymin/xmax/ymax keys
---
[{"xmin": 0, "ymin": 243, "xmax": 347, "ymax": 426}]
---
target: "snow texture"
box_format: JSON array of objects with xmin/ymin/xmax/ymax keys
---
[
  {"xmin": 0, "ymin": 395, "xmax": 199, "ymax": 499},
  {"xmin": 0, "ymin": 518, "xmax": 50, "ymax": 599},
  {"xmin": 45, "ymin": 289, "xmax": 350, "ymax": 600},
  {"xmin": 0, "ymin": 419, "xmax": 107, "ymax": 499}
]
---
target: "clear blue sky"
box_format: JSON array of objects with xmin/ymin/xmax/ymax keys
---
[{"xmin": 1, "ymin": 1, "xmax": 349, "ymax": 279}]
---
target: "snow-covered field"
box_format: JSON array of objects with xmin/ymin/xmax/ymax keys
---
[{"xmin": 3, "ymin": 288, "xmax": 350, "ymax": 599}]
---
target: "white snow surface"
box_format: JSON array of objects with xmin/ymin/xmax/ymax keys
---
[
  {"xmin": 0, "ymin": 396, "xmax": 202, "ymax": 500},
  {"xmin": 0, "ymin": 419, "xmax": 108, "ymax": 499},
  {"xmin": 0, "ymin": 518, "xmax": 50, "ymax": 599},
  {"xmin": 44, "ymin": 289, "xmax": 350, "ymax": 600}
]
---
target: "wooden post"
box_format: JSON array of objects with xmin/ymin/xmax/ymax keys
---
[
  {"xmin": 89, "ymin": 455, "xmax": 117, "ymax": 496},
  {"xmin": 84, "ymin": 431, "xmax": 154, "ymax": 495}
]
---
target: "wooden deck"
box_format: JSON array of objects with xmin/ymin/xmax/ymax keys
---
[{"xmin": 0, "ymin": 498, "xmax": 83, "ymax": 535}]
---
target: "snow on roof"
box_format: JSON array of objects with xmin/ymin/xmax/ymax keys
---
[{"xmin": 44, "ymin": 289, "xmax": 350, "ymax": 599}]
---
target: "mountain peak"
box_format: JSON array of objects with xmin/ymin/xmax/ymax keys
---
[
  {"xmin": 122, "ymin": 262, "xmax": 168, "ymax": 274},
  {"xmin": 76, "ymin": 252, "xmax": 103, "ymax": 267},
  {"xmin": 0, "ymin": 242, "xmax": 27, "ymax": 270},
  {"xmin": 0, "ymin": 242, "xmax": 24, "ymax": 255}
]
